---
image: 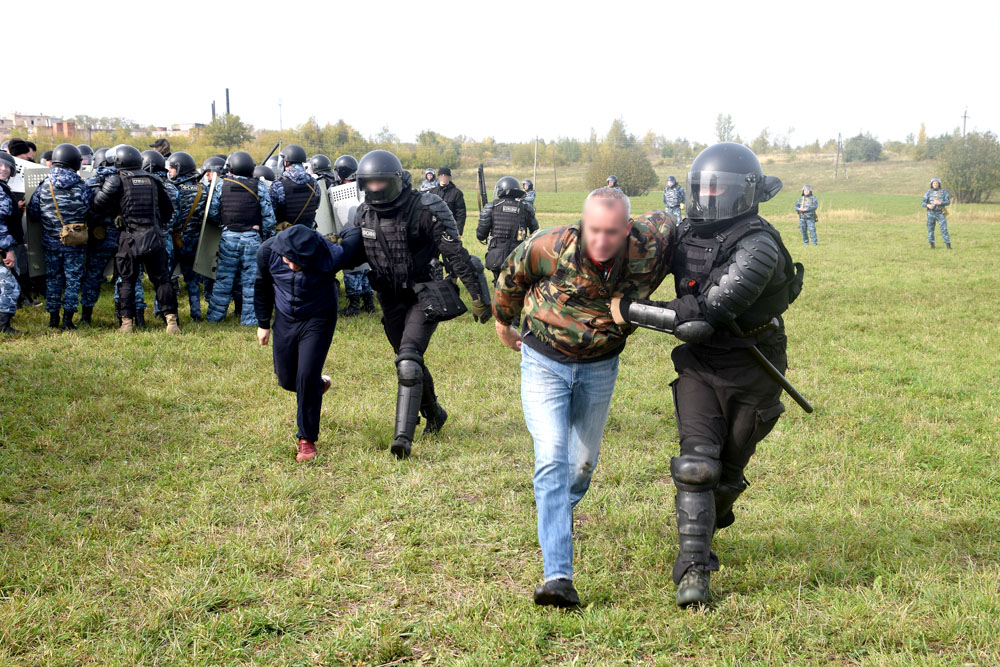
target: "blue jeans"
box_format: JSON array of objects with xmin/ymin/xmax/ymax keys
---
[
  {"xmin": 927, "ymin": 211, "xmax": 950, "ymax": 244},
  {"xmin": 207, "ymin": 230, "xmax": 259, "ymax": 325},
  {"xmin": 520, "ymin": 343, "xmax": 620, "ymax": 582}
]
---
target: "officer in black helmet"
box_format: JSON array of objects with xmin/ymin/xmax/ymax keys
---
[
  {"xmin": 611, "ymin": 142, "xmax": 803, "ymax": 607},
  {"xmin": 606, "ymin": 175, "xmax": 623, "ymax": 192},
  {"xmin": 521, "ymin": 179, "xmax": 535, "ymax": 206},
  {"xmin": 333, "ymin": 155, "xmax": 359, "ymax": 185},
  {"xmin": 270, "ymin": 144, "xmax": 319, "ymax": 231},
  {"xmin": 476, "ymin": 176, "xmax": 539, "ymax": 283},
  {"xmin": 344, "ymin": 149, "xmax": 492, "ymax": 458},
  {"xmin": 253, "ymin": 165, "xmax": 275, "ymax": 182},
  {"xmin": 77, "ymin": 144, "xmax": 94, "ymax": 167},
  {"xmin": 307, "ymin": 154, "xmax": 338, "ymax": 190},
  {"xmin": 93, "ymin": 144, "xmax": 181, "ymax": 334},
  {"xmin": 142, "ymin": 150, "xmax": 181, "ymax": 321},
  {"xmin": 167, "ymin": 151, "xmax": 210, "ymax": 320}
]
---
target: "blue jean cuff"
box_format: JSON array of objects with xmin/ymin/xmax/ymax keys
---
[{"xmin": 545, "ymin": 574, "xmax": 573, "ymax": 584}]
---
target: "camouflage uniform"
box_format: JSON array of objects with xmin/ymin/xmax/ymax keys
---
[
  {"xmin": 522, "ymin": 189, "xmax": 536, "ymax": 206},
  {"xmin": 662, "ymin": 183, "xmax": 686, "ymax": 223},
  {"xmin": 494, "ymin": 210, "xmax": 676, "ymax": 359},
  {"xmin": 419, "ymin": 169, "xmax": 438, "ymax": 192},
  {"xmin": 795, "ymin": 191, "xmax": 819, "ymax": 245},
  {"xmin": 0, "ymin": 187, "xmax": 20, "ymax": 315},
  {"xmin": 206, "ymin": 175, "xmax": 277, "ymax": 325},
  {"xmin": 922, "ymin": 180, "xmax": 951, "ymax": 246},
  {"xmin": 172, "ymin": 177, "xmax": 209, "ymax": 318},
  {"xmin": 27, "ymin": 167, "xmax": 92, "ymax": 314}
]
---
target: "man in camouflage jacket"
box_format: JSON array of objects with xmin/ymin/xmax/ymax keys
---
[{"xmin": 493, "ymin": 186, "xmax": 675, "ymax": 607}]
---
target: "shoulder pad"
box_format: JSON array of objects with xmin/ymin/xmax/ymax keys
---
[{"xmin": 422, "ymin": 192, "xmax": 453, "ymax": 218}]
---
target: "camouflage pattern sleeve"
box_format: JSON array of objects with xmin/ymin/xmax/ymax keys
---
[
  {"xmin": 614, "ymin": 210, "xmax": 676, "ymax": 300},
  {"xmin": 492, "ymin": 225, "xmax": 566, "ymax": 326}
]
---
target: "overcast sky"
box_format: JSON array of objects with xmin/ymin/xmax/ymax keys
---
[{"xmin": 15, "ymin": 0, "xmax": 997, "ymax": 145}]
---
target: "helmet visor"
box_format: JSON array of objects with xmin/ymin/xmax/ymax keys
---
[
  {"xmin": 686, "ymin": 170, "xmax": 758, "ymax": 222},
  {"xmin": 358, "ymin": 175, "xmax": 402, "ymax": 204}
]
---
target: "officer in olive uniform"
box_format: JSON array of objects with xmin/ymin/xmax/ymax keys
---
[
  {"xmin": 344, "ymin": 150, "xmax": 492, "ymax": 459},
  {"xmin": 92, "ymin": 145, "xmax": 180, "ymax": 334},
  {"xmin": 612, "ymin": 142, "xmax": 803, "ymax": 607},
  {"xmin": 476, "ymin": 176, "xmax": 539, "ymax": 283}
]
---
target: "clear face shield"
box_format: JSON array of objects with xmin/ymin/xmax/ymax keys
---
[{"xmin": 685, "ymin": 170, "xmax": 759, "ymax": 223}]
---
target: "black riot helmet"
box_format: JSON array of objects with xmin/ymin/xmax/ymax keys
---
[
  {"xmin": 308, "ymin": 154, "xmax": 332, "ymax": 174},
  {"xmin": 685, "ymin": 142, "xmax": 782, "ymax": 228},
  {"xmin": 227, "ymin": 151, "xmax": 256, "ymax": 178},
  {"xmin": 253, "ymin": 165, "xmax": 275, "ymax": 181},
  {"xmin": 334, "ymin": 155, "xmax": 358, "ymax": 182},
  {"xmin": 76, "ymin": 144, "xmax": 94, "ymax": 165},
  {"xmin": 281, "ymin": 144, "xmax": 307, "ymax": 165},
  {"xmin": 0, "ymin": 151, "xmax": 15, "ymax": 180},
  {"xmin": 166, "ymin": 151, "xmax": 197, "ymax": 178},
  {"xmin": 607, "ymin": 175, "xmax": 618, "ymax": 186},
  {"xmin": 93, "ymin": 147, "xmax": 110, "ymax": 168},
  {"xmin": 521, "ymin": 179, "xmax": 533, "ymax": 191},
  {"xmin": 356, "ymin": 150, "xmax": 406, "ymax": 206},
  {"xmin": 52, "ymin": 143, "xmax": 83, "ymax": 171},
  {"xmin": 140, "ymin": 149, "xmax": 166, "ymax": 174},
  {"xmin": 202, "ymin": 156, "xmax": 226, "ymax": 173},
  {"xmin": 495, "ymin": 176, "xmax": 525, "ymax": 199},
  {"xmin": 113, "ymin": 145, "xmax": 143, "ymax": 170},
  {"xmin": 666, "ymin": 175, "xmax": 677, "ymax": 187}
]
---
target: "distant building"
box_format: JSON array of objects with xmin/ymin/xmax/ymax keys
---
[
  {"xmin": 0, "ymin": 112, "xmax": 76, "ymax": 138},
  {"xmin": 152, "ymin": 123, "xmax": 207, "ymax": 138}
]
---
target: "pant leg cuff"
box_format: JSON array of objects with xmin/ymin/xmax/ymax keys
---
[{"xmin": 544, "ymin": 573, "xmax": 573, "ymax": 583}]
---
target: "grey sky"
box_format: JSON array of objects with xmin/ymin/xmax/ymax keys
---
[{"xmin": 16, "ymin": 0, "xmax": 996, "ymax": 145}]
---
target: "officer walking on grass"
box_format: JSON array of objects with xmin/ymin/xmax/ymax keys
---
[{"xmin": 922, "ymin": 177, "xmax": 951, "ymax": 249}]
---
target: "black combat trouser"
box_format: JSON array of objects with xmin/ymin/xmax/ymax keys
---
[
  {"xmin": 115, "ymin": 231, "xmax": 177, "ymax": 319},
  {"xmin": 272, "ymin": 307, "xmax": 336, "ymax": 442},
  {"xmin": 378, "ymin": 290, "xmax": 439, "ymax": 415},
  {"xmin": 669, "ymin": 339, "xmax": 787, "ymax": 583}
]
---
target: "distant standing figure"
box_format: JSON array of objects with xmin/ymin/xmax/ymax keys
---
[
  {"xmin": 419, "ymin": 168, "xmax": 438, "ymax": 192},
  {"xmin": 662, "ymin": 175, "xmax": 686, "ymax": 223},
  {"xmin": 922, "ymin": 177, "xmax": 951, "ymax": 249},
  {"xmin": 521, "ymin": 179, "xmax": 536, "ymax": 206},
  {"xmin": 795, "ymin": 185, "xmax": 819, "ymax": 245},
  {"xmin": 606, "ymin": 175, "xmax": 623, "ymax": 192}
]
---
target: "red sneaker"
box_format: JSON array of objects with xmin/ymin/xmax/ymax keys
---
[
  {"xmin": 296, "ymin": 438, "xmax": 317, "ymax": 462},
  {"xmin": 321, "ymin": 375, "xmax": 332, "ymax": 395}
]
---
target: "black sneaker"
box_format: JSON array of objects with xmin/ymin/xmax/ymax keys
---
[{"xmin": 533, "ymin": 578, "xmax": 580, "ymax": 608}]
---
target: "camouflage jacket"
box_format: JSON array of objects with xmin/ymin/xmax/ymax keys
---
[
  {"xmin": 27, "ymin": 167, "xmax": 93, "ymax": 250},
  {"xmin": 922, "ymin": 188, "xmax": 951, "ymax": 212},
  {"xmin": 795, "ymin": 195, "xmax": 818, "ymax": 218},
  {"xmin": 494, "ymin": 210, "xmax": 676, "ymax": 360},
  {"xmin": 522, "ymin": 190, "xmax": 536, "ymax": 205},
  {"xmin": 0, "ymin": 184, "xmax": 15, "ymax": 252},
  {"xmin": 662, "ymin": 185, "xmax": 686, "ymax": 209}
]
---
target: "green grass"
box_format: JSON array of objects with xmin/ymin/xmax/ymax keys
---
[{"xmin": 1, "ymin": 166, "xmax": 999, "ymax": 664}]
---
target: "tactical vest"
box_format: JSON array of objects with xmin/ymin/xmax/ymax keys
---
[
  {"xmin": 673, "ymin": 216, "xmax": 803, "ymax": 330},
  {"xmin": 796, "ymin": 196, "xmax": 817, "ymax": 217},
  {"xmin": 485, "ymin": 198, "xmax": 529, "ymax": 271},
  {"xmin": 118, "ymin": 170, "xmax": 159, "ymax": 227},
  {"xmin": 360, "ymin": 191, "xmax": 421, "ymax": 289},
  {"xmin": 219, "ymin": 177, "xmax": 262, "ymax": 233},
  {"xmin": 280, "ymin": 176, "xmax": 319, "ymax": 227},
  {"xmin": 663, "ymin": 186, "xmax": 683, "ymax": 208}
]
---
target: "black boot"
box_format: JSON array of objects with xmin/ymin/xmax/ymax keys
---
[
  {"xmin": 930, "ymin": 241, "xmax": 935, "ymax": 249},
  {"xmin": 361, "ymin": 292, "xmax": 376, "ymax": 314},
  {"xmin": 672, "ymin": 460, "xmax": 716, "ymax": 607},
  {"xmin": 233, "ymin": 295, "xmax": 243, "ymax": 319},
  {"xmin": 714, "ymin": 474, "xmax": 748, "ymax": 531},
  {"xmin": 946, "ymin": 242, "xmax": 952, "ymax": 250},
  {"xmin": 0, "ymin": 312, "xmax": 20, "ymax": 334},
  {"xmin": 80, "ymin": 306, "xmax": 93, "ymax": 325},
  {"xmin": 60, "ymin": 309, "xmax": 77, "ymax": 330},
  {"xmin": 391, "ymin": 357, "xmax": 424, "ymax": 459},
  {"xmin": 134, "ymin": 310, "xmax": 147, "ymax": 329},
  {"xmin": 48, "ymin": 311, "xmax": 60, "ymax": 328},
  {"xmin": 421, "ymin": 403, "xmax": 448, "ymax": 435},
  {"xmin": 114, "ymin": 300, "xmax": 122, "ymax": 327},
  {"xmin": 533, "ymin": 578, "xmax": 580, "ymax": 608},
  {"xmin": 340, "ymin": 295, "xmax": 361, "ymax": 317}
]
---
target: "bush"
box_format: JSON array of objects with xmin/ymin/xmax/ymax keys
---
[
  {"xmin": 585, "ymin": 145, "xmax": 657, "ymax": 197},
  {"xmin": 844, "ymin": 133, "xmax": 883, "ymax": 162},
  {"xmin": 941, "ymin": 131, "xmax": 1000, "ymax": 203}
]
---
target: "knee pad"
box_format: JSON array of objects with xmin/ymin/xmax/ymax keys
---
[
  {"xmin": 671, "ymin": 455, "xmax": 721, "ymax": 491},
  {"xmin": 679, "ymin": 435, "xmax": 721, "ymax": 460},
  {"xmin": 395, "ymin": 351, "xmax": 423, "ymax": 386}
]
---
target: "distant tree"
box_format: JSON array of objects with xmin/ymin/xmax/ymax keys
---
[
  {"xmin": 750, "ymin": 128, "xmax": 771, "ymax": 155},
  {"xmin": 204, "ymin": 114, "xmax": 253, "ymax": 150},
  {"xmin": 914, "ymin": 123, "xmax": 929, "ymax": 159},
  {"xmin": 844, "ymin": 132, "xmax": 883, "ymax": 162},
  {"xmin": 715, "ymin": 113, "xmax": 736, "ymax": 142},
  {"xmin": 585, "ymin": 121, "xmax": 657, "ymax": 196},
  {"xmin": 941, "ymin": 131, "xmax": 1000, "ymax": 203}
]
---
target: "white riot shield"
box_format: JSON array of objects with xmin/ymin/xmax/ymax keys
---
[
  {"xmin": 22, "ymin": 167, "xmax": 52, "ymax": 278},
  {"xmin": 314, "ymin": 177, "xmax": 336, "ymax": 236},
  {"xmin": 193, "ymin": 176, "xmax": 222, "ymax": 280},
  {"xmin": 78, "ymin": 167, "xmax": 95, "ymax": 181},
  {"xmin": 8, "ymin": 156, "xmax": 45, "ymax": 194},
  {"xmin": 329, "ymin": 181, "xmax": 360, "ymax": 235}
]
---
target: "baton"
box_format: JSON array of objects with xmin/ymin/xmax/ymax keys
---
[{"xmin": 731, "ymin": 320, "xmax": 814, "ymax": 414}]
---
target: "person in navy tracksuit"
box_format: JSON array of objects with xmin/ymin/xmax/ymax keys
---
[{"xmin": 254, "ymin": 224, "xmax": 362, "ymax": 462}]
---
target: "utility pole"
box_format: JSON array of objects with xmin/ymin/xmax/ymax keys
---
[
  {"xmin": 211, "ymin": 101, "xmax": 216, "ymax": 120},
  {"xmin": 961, "ymin": 107, "xmax": 970, "ymax": 137},
  {"xmin": 225, "ymin": 88, "xmax": 230, "ymax": 115}
]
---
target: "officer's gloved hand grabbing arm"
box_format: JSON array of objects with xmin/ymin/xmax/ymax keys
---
[
  {"xmin": 429, "ymin": 197, "xmax": 490, "ymax": 323},
  {"xmin": 610, "ymin": 294, "xmax": 715, "ymax": 343}
]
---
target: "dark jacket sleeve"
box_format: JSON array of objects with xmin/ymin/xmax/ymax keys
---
[
  {"xmin": 254, "ymin": 240, "xmax": 276, "ymax": 329},
  {"xmin": 454, "ymin": 187, "xmax": 467, "ymax": 235},
  {"xmin": 525, "ymin": 203, "xmax": 539, "ymax": 233},
  {"xmin": 92, "ymin": 173, "xmax": 123, "ymax": 215},
  {"xmin": 329, "ymin": 226, "xmax": 366, "ymax": 271},
  {"xmin": 475, "ymin": 202, "xmax": 493, "ymax": 243},
  {"xmin": 425, "ymin": 195, "xmax": 482, "ymax": 301},
  {"xmin": 157, "ymin": 180, "xmax": 175, "ymax": 224}
]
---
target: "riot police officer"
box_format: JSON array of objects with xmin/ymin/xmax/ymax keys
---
[
  {"xmin": 142, "ymin": 149, "xmax": 180, "ymax": 320},
  {"xmin": 606, "ymin": 175, "xmax": 623, "ymax": 192},
  {"xmin": 333, "ymin": 155, "xmax": 359, "ymax": 185},
  {"xmin": 345, "ymin": 150, "xmax": 492, "ymax": 458},
  {"xmin": 93, "ymin": 145, "xmax": 180, "ymax": 334},
  {"xmin": 611, "ymin": 142, "xmax": 803, "ymax": 607},
  {"xmin": 662, "ymin": 175, "xmax": 686, "ymax": 223},
  {"xmin": 521, "ymin": 179, "xmax": 536, "ymax": 206},
  {"xmin": 167, "ymin": 151, "xmax": 209, "ymax": 320},
  {"xmin": 270, "ymin": 144, "xmax": 319, "ymax": 231},
  {"xmin": 307, "ymin": 154, "xmax": 339, "ymax": 190},
  {"xmin": 476, "ymin": 176, "xmax": 539, "ymax": 283}
]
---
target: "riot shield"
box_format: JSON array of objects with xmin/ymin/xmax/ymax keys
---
[
  {"xmin": 22, "ymin": 167, "xmax": 52, "ymax": 278},
  {"xmin": 329, "ymin": 181, "xmax": 359, "ymax": 235},
  {"xmin": 78, "ymin": 167, "xmax": 95, "ymax": 181},
  {"xmin": 193, "ymin": 176, "xmax": 222, "ymax": 280},
  {"xmin": 314, "ymin": 177, "xmax": 336, "ymax": 236}
]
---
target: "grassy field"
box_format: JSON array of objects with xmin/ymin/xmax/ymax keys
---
[{"xmin": 1, "ymin": 162, "xmax": 999, "ymax": 664}]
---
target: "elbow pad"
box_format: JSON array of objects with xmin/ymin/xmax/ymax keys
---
[{"xmin": 705, "ymin": 232, "xmax": 780, "ymax": 324}]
